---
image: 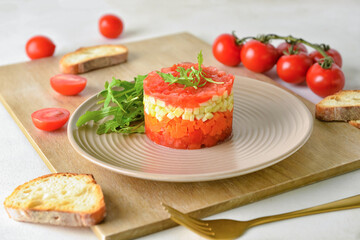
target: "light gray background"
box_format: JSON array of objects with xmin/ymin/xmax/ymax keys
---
[{"xmin": 0, "ymin": 0, "xmax": 359, "ymax": 239}]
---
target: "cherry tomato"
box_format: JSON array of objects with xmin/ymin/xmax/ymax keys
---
[
  {"xmin": 25, "ymin": 36, "xmax": 56, "ymax": 60},
  {"xmin": 306, "ymin": 63, "xmax": 345, "ymax": 97},
  {"xmin": 277, "ymin": 42, "xmax": 308, "ymax": 56},
  {"xmin": 99, "ymin": 14, "xmax": 124, "ymax": 39},
  {"xmin": 31, "ymin": 108, "xmax": 70, "ymax": 131},
  {"xmin": 276, "ymin": 53, "xmax": 313, "ymax": 84},
  {"xmin": 212, "ymin": 34, "xmax": 242, "ymax": 66},
  {"xmin": 240, "ymin": 40, "xmax": 279, "ymax": 73},
  {"xmin": 309, "ymin": 48, "xmax": 342, "ymax": 67},
  {"xmin": 50, "ymin": 74, "xmax": 87, "ymax": 96}
]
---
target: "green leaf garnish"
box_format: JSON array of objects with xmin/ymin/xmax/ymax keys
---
[
  {"xmin": 157, "ymin": 51, "xmax": 224, "ymax": 89},
  {"xmin": 76, "ymin": 75, "xmax": 147, "ymax": 134}
]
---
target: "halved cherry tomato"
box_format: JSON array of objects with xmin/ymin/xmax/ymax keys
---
[
  {"xmin": 306, "ymin": 63, "xmax": 345, "ymax": 97},
  {"xmin": 212, "ymin": 34, "xmax": 242, "ymax": 66},
  {"xmin": 240, "ymin": 40, "xmax": 279, "ymax": 73},
  {"xmin": 99, "ymin": 14, "xmax": 124, "ymax": 39},
  {"xmin": 31, "ymin": 108, "xmax": 70, "ymax": 131},
  {"xmin": 309, "ymin": 48, "xmax": 342, "ymax": 68},
  {"xmin": 276, "ymin": 53, "xmax": 313, "ymax": 84},
  {"xmin": 25, "ymin": 36, "xmax": 56, "ymax": 60},
  {"xmin": 277, "ymin": 42, "xmax": 308, "ymax": 56},
  {"xmin": 50, "ymin": 74, "xmax": 87, "ymax": 96}
]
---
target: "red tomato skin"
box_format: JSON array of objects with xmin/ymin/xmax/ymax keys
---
[
  {"xmin": 99, "ymin": 14, "xmax": 124, "ymax": 39},
  {"xmin": 31, "ymin": 108, "xmax": 70, "ymax": 131},
  {"xmin": 309, "ymin": 49, "xmax": 342, "ymax": 67},
  {"xmin": 212, "ymin": 34, "xmax": 242, "ymax": 66},
  {"xmin": 240, "ymin": 40, "xmax": 279, "ymax": 73},
  {"xmin": 277, "ymin": 42, "xmax": 308, "ymax": 56},
  {"xmin": 25, "ymin": 36, "xmax": 56, "ymax": 60},
  {"xmin": 276, "ymin": 54, "xmax": 313, "ymax": 84},
  {"xmin": 306, "ymin": 63, "xmax": 345, "ymax": 97},
  {"xmin": 50, "ymin": 74, "xmax": 87, "ymax": 96}
]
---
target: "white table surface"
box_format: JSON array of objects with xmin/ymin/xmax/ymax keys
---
[{"xmin": 1, "ymin": 0, "xmax": 359, "ymax": 239}]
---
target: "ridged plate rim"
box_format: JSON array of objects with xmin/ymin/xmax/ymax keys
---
[{"xmin": 67, "ymin": 76, "xmax": 313, "ymax": 182}]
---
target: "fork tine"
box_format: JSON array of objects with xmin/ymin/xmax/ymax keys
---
[
  {"xmin": 162, "ymin": 204, "xmax": 215, "ymax": 238},
  {"xmin": 163, "ymin": 205, "xmax": 214, "ymax": 233},
  {"xmin": 170, "ymin": 214, "xmax": 215, "ymax": 238},
  {"xmin": 162, "ymin": 203, "xmax": 209, "ymax": 227}
]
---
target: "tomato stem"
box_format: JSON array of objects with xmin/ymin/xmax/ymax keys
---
[
  {"xmin": 285, "ymin": 44, "xmax": 299, "ymax": 55},
  {"xmin": 232, "ymin": 31, "xmax": 253, "ymax": 45},
  {"xmin": 233, "ymin": 33, "xmax": 334, "ymax": 69},
  {"xmin": 275, "ymin": 35, "xmax": 333, "ymax": 69}
]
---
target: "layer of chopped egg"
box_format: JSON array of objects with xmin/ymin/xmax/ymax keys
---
[{"xmin": 144, "ymin": 91, "xmax": 233, "ymax": 122}]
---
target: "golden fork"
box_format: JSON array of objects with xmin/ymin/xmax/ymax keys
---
[{"xmin": 162, "ymin": 194, "xmax": 360, "ymax": 240}]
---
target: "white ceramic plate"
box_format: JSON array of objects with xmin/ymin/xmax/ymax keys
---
[{"xmin": 68, "ymin": 76, "xmax": 313, "ymax": 182}]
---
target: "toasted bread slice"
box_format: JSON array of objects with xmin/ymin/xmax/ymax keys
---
[
  {"xmin": 60, "ymin": 44, "xmax": 128, "ymax": 74},
  {"xmin": 349, "ymin": 120, "xmax": 360, "ymax": 129},
  {"xmin": 4, "ymin": 173, "xmax": 106, "ymax": 227},
  {"xmin": 315, "ymin": 90, "xmax": 360, "ymax": 121}
]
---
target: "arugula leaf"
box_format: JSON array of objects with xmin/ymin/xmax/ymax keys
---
[
  {"xmin": 76, "ymin": 75, "xmax": 146, "ymax": 134},
  {"xmin": 134, "ymin": 74, "xmax": 146, "ymax": 94},
  {"xmin": 157, "ymin": 51, "xmax": 224, "ymax": 89},
  {"xmin": 157, "ymin": 71, "xmax": 178, "ymax": 85},
  {"xmin": 76, "ymin": 106, "xmax": 117, "ymax": 127},
  {"xmin": 197, "ymin": 50, "xmax": 204, "ymax": 72}
]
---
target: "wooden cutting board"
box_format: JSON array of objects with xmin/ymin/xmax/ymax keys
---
[{"xmin": 1, "ymin": 32, "xmax": 360, "ymax": 240}]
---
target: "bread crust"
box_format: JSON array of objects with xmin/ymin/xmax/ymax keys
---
[
  {"xmin": 4, "ymin": 206, "xmax": 106, "ymax": 227},
  {"xmin": 315, "ymin": 90, "xmax": 360, "ymax": 121},
  {"xmin": 316, "ymin": 105, "xmax": 360, "ymax": 121},
  {"xmin": 349, "ymin": 120, "xmax": 360, "ymax": 129},
  {"xmin": 4, "ymin": 173, "xmax": 106, "ymax": 227},
  {"xmin": 60, "ymin": 44, "xmax": 128, "ymax": 74}
]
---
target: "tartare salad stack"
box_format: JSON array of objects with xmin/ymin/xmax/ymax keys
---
[{"xmin": 143, "ymin": 61, "xmax": 234, "ymax": 149}]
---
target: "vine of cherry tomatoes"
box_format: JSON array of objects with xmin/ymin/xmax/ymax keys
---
[{"xmin": 212, "ymin": 33, "xmax": 345, "ymax": 97}]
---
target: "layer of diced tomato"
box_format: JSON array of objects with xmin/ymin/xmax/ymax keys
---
[
  {"xmin": 145, "ymin": 110, "xmax": 233, "ymax": 149},
  {"xmin": 143, "ymin": 63, "xmax": 234, "ymax": 108}
]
